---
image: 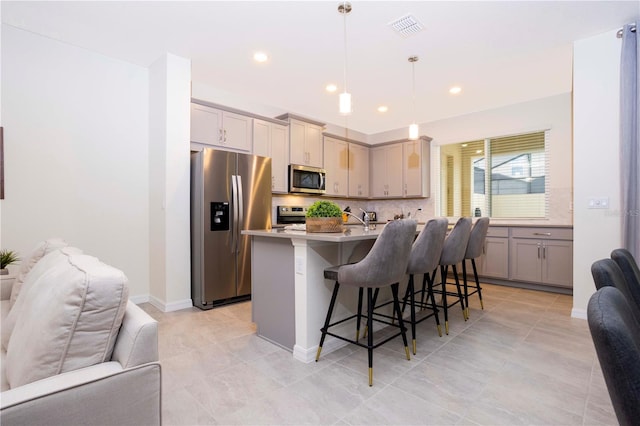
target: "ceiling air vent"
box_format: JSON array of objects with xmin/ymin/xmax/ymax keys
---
[{"xmin": 387, "ymin": 14, "xmax": 424, "ymax": 38}]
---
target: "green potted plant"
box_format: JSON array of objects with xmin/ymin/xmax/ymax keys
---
[
  {"xmin": 0, "ymin": 249, "xmax": 20, "ymax": 275},
  {"xmin": 305, "ymin": 200, "xmax": 344, "ymax": 233}
]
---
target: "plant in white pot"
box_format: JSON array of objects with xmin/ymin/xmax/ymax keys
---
[
  {"xmin": 0, "ymin": 249, "xmax": 19, "ymax": 275},
  {"xmin": 305, "ymin": 200, "xmax": 344, "ymax": 233}
]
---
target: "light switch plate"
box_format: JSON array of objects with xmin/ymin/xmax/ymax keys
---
[
  {"xmin": 295, "ymin": 256, "xmax": 304, "ymax": 275},
  {"xmin": 588, "ymin": 197, "xmax": 609, "ymax": 209}
]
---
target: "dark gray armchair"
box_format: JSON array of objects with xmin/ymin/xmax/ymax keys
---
[
  {"xmin": 591, "ymin": 258, "xmax": 640, "ymax": 324},
  {"xmin": 611, "ymin": 248, "xmax": 640, "ymax": 308},
  {"xmin": 587, "ymin": 286, "xmax": 640, "ymax": 426}
]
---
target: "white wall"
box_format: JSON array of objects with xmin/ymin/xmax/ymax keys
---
[
  {"xmin": 572, "ymin": 29, "xmax": 622, "ymax": 318},
  {"xmin": 0, "ymin": 25, "xmax": 150, "ymax": 299},
  {"xmin": 148, "ymin": 53, "xmax": 192, "ymax": 311}
]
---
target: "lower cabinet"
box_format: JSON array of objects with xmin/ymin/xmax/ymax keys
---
[
  {"xmin": 509, "ymin": 227, "xmax": 573, "ymax": 288},
  {"xmin": 476, "ymin": 226, "xmax": 573, "ymax": 290},
  {"xmin": 476, "ymin": 227, "xmax": 509, "ymax": 279}
]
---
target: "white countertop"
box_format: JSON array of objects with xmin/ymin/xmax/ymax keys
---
[{"xmin": 243, "ymin": 223, "xmax": 424, "ymax": 242}]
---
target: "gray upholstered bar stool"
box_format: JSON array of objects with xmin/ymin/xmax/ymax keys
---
[
  {"xmin": 461, "ymin": 217, "xmax": 490, "ymax": 317},
  {"xmin": 402, "ymin": 217, "xmax": 449, "ymax": 353},
  {"xmin": 435, "ymin": 217, "xmax": 472, "ymax": 334},
  {"xmin": 316, "ymin": 219, "xmax": 418, "ymax": 386}
]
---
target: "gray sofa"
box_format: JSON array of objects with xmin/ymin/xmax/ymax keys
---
[{"xmin": 0, "ymin": 239, "xmax": 161, "ymax": 425}]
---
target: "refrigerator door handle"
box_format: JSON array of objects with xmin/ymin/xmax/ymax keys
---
[
  {"xmin": 236, "ymin": 175, "xmax": 244, "ymax": 254},
  {"xmin": 231, "ymin": 174, "xmax": 239, "ymax": 254}
]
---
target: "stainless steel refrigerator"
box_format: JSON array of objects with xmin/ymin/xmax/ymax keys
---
[{"xmin": 191, "ymin": 148, "xmax": 272, "ymax": 309}]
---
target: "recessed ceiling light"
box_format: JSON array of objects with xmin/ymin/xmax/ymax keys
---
[
  {"xmin": 377, "ymin": 105, "xmax": 388, "ymax": 113},
  {"xmin": 326, "ymin": 84, "xmax": 337, "ymax": 93},
  {"xmin": 449, "ymin": 86, "xmax": 462, "ymax": 95},
  {"xmin": 253, "ymin": 52, "xmax": 268, "ymax": 63}
]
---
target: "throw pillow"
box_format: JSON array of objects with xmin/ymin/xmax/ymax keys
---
[
  {"xmin": 5, "ymin": 253, "xmax": 128, "ymax": 388},
  {"xmin": 1, "ymin": 247, "xmax": 83, "ymax": 351},
  {"xmin": 9, "ymin": 238, "xmax": 68, "ymax": 308}
]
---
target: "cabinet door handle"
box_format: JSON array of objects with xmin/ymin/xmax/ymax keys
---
[
  {"xmin": 543, "ymin": 245, "xmax": 547, "ymax": 259},
  {"xmin": 534, "ymin": 232, "xmax": 552, "ymax": 236},
  {"xmin": 224, "ymin": 129, "xmax": 227, "ymax": 142},
  {"xmin": 219, "ymin": 129, "xmax": 223, "ymax": 142},
  {"xmin": 537, "ymin": 242, "xmax": 541, "ymax": 259}
]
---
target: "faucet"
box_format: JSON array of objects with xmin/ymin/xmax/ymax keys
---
[
  {"xmin": 343, "ymin": 209, "xmax": 370, "ymax": 231},
  {"xmin": 407, "ymin": 208, "xmax": 422, "ymax": 219}
]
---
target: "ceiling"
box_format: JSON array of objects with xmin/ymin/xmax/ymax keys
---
[{"xmin": 2, "ymin": 1, "xmax": 638, "ymax": 135}]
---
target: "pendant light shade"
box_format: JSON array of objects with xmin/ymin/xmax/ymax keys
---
[
  {"xmin": 339, "ymin": 92, "xmax": 352, "ymax": 115},
  {"xmin": 409, "ymin": 123, "xmax": 419, "ymax": 140},
  {"xmin": 339, "ymin": 2, "xmax": 352, "ymax": 115},
  {"xmin": 408, "ymin": 56, "xmax": 419, "ymax": 140}
]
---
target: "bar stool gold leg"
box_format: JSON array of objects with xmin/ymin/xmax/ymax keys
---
[
  {"xmin": 369, "ymin": 368, "xmax": 373, "ymax": 387},
  {"xmin": 445, "ymin": 321, "xmax": 449, "ymax": 335},
  {"xmin": 315, "ymin": 346, "xmax": 322, "ymax": 361},
  {"xmin": 437, "ymin": 324, "xmax": 443, "ymax": 337},
  {"xmin": 412, "ymin": 340, "xmax": 417, "ymax": 356}
]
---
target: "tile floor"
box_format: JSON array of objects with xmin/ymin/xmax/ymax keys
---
[{"xmin": 140, "ymin": 283, "xmax": 617, "ymax": 426}]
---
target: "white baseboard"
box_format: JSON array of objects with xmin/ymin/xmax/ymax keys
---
[
  {"xmin": 293, "ymin": 344, "xmax": 316, "ymax": 363},
  {"xmin": 571, "ymin": 308, "xmax": 587, "ymax": 320},
  {"xmin": 293, "ymin": 336, "xmax": 348, "ymax": 363},
  {"xmin": 129, "ymin": 294, "xmax": 150, "ymax": 304},
  {"xmin": 148, "ymin": 295, "xmax": 193, "ymax": 312}
]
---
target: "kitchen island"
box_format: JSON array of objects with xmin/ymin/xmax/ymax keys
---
[{"xmin": 243, "ymin": 224, "xmax": 413, "ymax": 363}]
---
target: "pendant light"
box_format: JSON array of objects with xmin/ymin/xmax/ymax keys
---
[
  {"xmin": 408, "ymin": 56, "xmax": 419, "ymax": 140},
  {"xmin": 338, "ymin": 2, "xmax": 352, "ymax": 115}
]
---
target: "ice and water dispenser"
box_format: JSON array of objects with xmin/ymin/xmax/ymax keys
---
[{"xmin": 210, "ymin": 202, "xmax": 229, "ymax": 231}]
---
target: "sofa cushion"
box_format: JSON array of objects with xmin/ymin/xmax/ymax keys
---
[
  {"xmin": 4, "ymin": 253, "xmax": 129, "ymax": 388},
  {"xmin": 9, "ymin": 238, "xmax": 68, "ymax": 309},
  {"xmin": 1, "ymin": 247, "xmax": 83, "ymax": 351}
]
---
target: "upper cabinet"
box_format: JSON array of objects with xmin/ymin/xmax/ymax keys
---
[
  {"xmin": 191, "ymin": 103, "xmax": 252, "ymax": 152},
  {"xmin": 403, "ymin": 139, "xmax": 430, "ymax": 197},
  {"xmin": 276, "ymin": 114, "xmax": 324, "ymax": 168},
  {"xmin": 323, "ymin": 136, "xmax": 349, "ymax": 197},
  {"xmin": 370, "ymin": 144, "xmax": 404, "ymax": 198},
  {"xmin": 348, "ymin": 143, "xmax": 369, "ymax": 198},
  {"xmin": 370, "ymin": 138, "xmax": 430, "ymax": 199},
  {"xmin": 253, "ymin": 119, "xmax": 290, "ymax": 193}
]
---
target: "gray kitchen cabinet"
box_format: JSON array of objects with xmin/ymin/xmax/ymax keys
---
[
  {"xmin": 348, "ymin": 142, "xmax": 369, "ymax": 198},
  {"xmin": 509, "ymin": 227, "xmax": 573, "ymax": 288},
  {"xmin": 476, "ymin": 227, "xmax": 509, "ymax": 279},
  {"xmin": 370, "ymin": 144, "xmax": 403, "ymax": 198},
  {"xmin": 323, "ymin": 136, "xmax": 349, "ymax": 197},
  {"xmin": 253, "ymin": 118, "xmax": 289, "ymax": 193},
  {"xmin": 276, "ymin": 114, "xmax": 324, "ymax": 168},
  {"xmin": 191, "ymin": 103, "xmax": 253, "ymax": 152},
  {"xmin": 402, "ymin": 139, "xmax": 430, "ymax": 197},
  {"xmin": 370, "ymin": 138, "xmax": 430, "ymax": 199}
]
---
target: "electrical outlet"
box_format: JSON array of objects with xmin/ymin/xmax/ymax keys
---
[{"xmin": 295, "ymin": 257, "xmax": 304, "ymax": 275}]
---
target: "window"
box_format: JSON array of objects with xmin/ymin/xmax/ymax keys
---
[{"xmin": 439, "ymin": 131, "xmax": 548, "ymax": 218}]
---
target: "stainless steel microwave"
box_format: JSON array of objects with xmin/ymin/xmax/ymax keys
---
[{"xmin": 289, "ymin": 164, "xmax": 326, "ymax": 194}]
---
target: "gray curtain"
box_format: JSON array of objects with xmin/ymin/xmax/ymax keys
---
[{"xmin": 621, "ymin": 24, "xmax": 639, "ymax": 259}]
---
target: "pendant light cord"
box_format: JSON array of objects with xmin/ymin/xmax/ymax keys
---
[
  {"xmin": 343, "ymin": 1, "xmax": 348, "ymax": 94},
  {"xmin": 412, "ymin": 60, "xmax": 416, "ymax": 123}
]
